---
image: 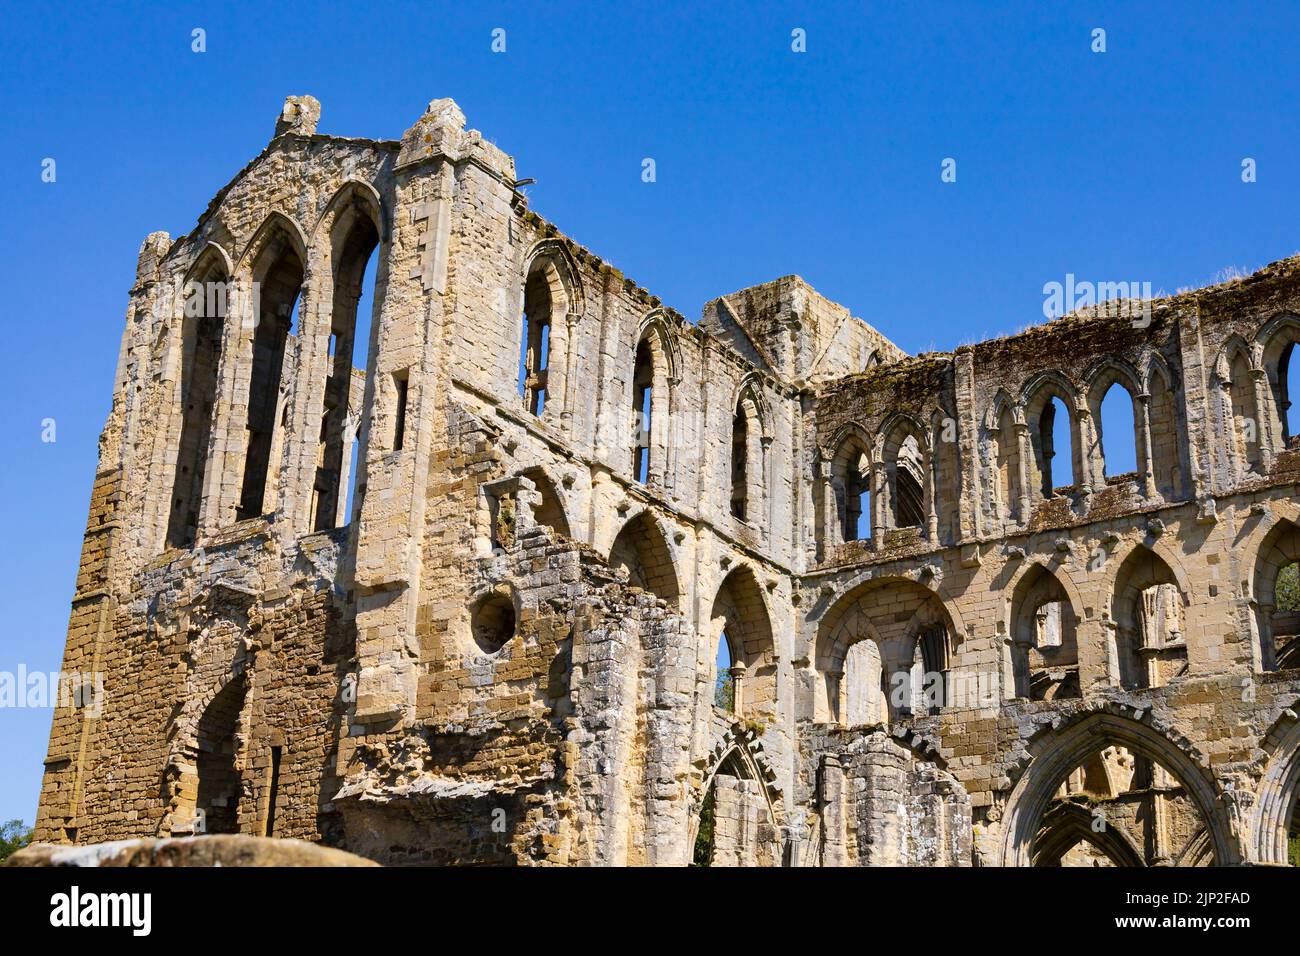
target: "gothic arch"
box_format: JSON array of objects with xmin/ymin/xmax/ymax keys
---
[
  {"xmin": 823, "ymin": 422, "xmax": 876, "ymax": 545},
  {"xmin": 165, "ymin": 242, "xmax": 234, "ymax": 549},
  {"xmin": 732, "ymin": 373, "xmax": 771, "ymax": 434},
  {"xmin": 999, "ymin": 709, "xmax": 1238, "ymax": 866},
  {"xmin": 877, "ymin": 412, "xmax": 929, "ymax": 531},
  {"xmin": 1005, "ymin": 560, "xmax": 1083, "ymax": 700},
  {"xmin": 1031, "ymin": 801, "xmax": 1146, "ymax": 867},
  {"xmin": 308, "ymin": 181, "xmax": 384, "ymax": 532},
  {"xmin": 185, "ymin": 240, "xmax": 235, "ymax": 285},
  {"xmin": 1250, "ymin": 707, "xmax": 1300, "ymax": 864},
  {"xmin": 1107, "ymin": 542, "xmax": 1191, "ymax": 689},
  {"xmin": 1083, "ymin": 356, "xmax": 1142, "ymax": 399},
  {"xmin": 515, "ymin": 466, "xmax": 572, "ymax": 538},
  {"xmin": 1250, "ymin": 516, "xmax": 1300, "ymax": 671},
  {"xmin": 1018, "ymin": 369, "xmax": 1080, "ymax": 410},
  {"xmin": 312, "ymin": 179, "xmax": 386, "ymax": 247},
  {"xmin": 519, "ymin": 239, "xmax": 584, "ymax": 420},
  {"xmin": 1105, "ymin": 536, "xmax": 1194, "ymax": 602},
  {"xmin": 687, "ymin": 735, "xmax": 783, "ymax": 864},
  {"xmin": 708, "ymin": 565, "xmax": 777, "ymax": 717},
  {"xmin": 236, "ymin": 210, "xmax": 310, "ymax": 278},
  {"xmin": 522, "ymin": 238, "xmax": 585, "ymax": 319},
  {"xmin": 635, "ymin": 311, "xmax": 682, "ymax": 383},
  {"xmin": 984, "ymin": 388, "xmax": 1021, "ymax": 432},
  {"xmin": 1253, "ymin": 311, "xmax": 1300, "ymax": 356},
  {"xmin": 233, "ymin": 211, "xmax": 308, "ymax": 522},
  {"xmin": 814, "ymin": 574, "xmax": 965, "ymax": 721},
  {"xmin": 1141, "ymin": 350, "xmax": 1176, "ymax": 395},
  {"xmin": 630, "ymin": 315, "xmax": 679, "ymax": 486},
  {"xmin": 822, "ymin": 420, "xmax": 874, "ymax": 466},
  {"xmin": 606, "ymin": 509, "xmax": 681, "ymax": 608},
  {"xmin": 159, "ymin": 662, "xmax": 252, "ymax": 837},
  {"xmin": 1255, "ymin": 312, "xmax": 1300, "ymax": 448},
  {"xmin": 730, "ymin": 375, "xmax": 770, "ymax": 523},
  {"xmin": 1020, "ymin": 370, "xmax": 1084, "ymax": 498},
  {"xmin": 1004, "ymin": 558, "xmax": 1086, "ymax": 629}
]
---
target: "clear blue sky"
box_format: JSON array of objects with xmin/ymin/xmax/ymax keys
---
[{"xmin": 1, "ymin": 0, "xmax": 1297, "ymax": 826}]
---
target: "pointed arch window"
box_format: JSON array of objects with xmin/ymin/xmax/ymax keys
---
[
  {"xmin": 238, "ymin": 231, "xmax": 304, "ymax": 521},
  {"xmin": 167, "ymin": 256, "xmax": 228, "ymax": 549}
]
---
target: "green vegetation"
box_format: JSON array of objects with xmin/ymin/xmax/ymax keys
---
[
  {"xmin": 1277, "ymin": 563, "xmax": 1300, "ymax": 612},
  {"xmin": 692, "ymin": 786, "xmax": 716, "ymax": 866},
  {"xmin": 0, "ymin": 820, "xmax": 32, "ymax": 862},
  {"xmin": 714, "ymin": 670, "xmax": 734, "ymax": 712}
]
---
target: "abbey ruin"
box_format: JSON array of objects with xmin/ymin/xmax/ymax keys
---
[{"xmin": 33, "ymin": 96, "xmax": 1300, "ymax": 866}]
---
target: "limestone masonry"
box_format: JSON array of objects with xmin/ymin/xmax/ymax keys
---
[{"xmin": 33, "ymin": 96, "xmax": 1300, "ymax": 866}]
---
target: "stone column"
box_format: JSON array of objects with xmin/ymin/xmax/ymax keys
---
[
  {"xmin": 1014, "ymin": 420, "xmax": 1031, "ymax": 522},
  {"xmin": 819, "ymin": 754, "xmax": 848, "ymax": 867},
  {"xmin": 1252, "ymin": 366, "xmax": 1274, "ymax": 472},
  {"xmin": 730, "ymin": 661, "xmax": 747, "ymax": 717},
  {"xmin": 1076, "ymin": 405, "xmax": 1095, "ymax": 497},
  {"xmin": 1137, "ymin": 392, "xmax": 1156, "ymax": 498},
  {"xmin": 826, "ymin": 474, "xmax": 844, "ymax": 549}
]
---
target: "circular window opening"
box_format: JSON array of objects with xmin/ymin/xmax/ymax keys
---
[{"xmin": 471, "ymin": 593, "xmax": 516, "ymax": 654}]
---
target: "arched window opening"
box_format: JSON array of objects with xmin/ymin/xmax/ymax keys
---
[
  {"xmin": 1112, "ymin": 548, "xmax": 1187, "ymax": 689},
  {"xmin": 730, "ymin": 407, "xmax": 748, "ymax": 520},
  {"xmin": 470, "ymin": 592, "xmax": 516, "ymax": 655},
  {"xmin": 632, "ymin": 339, "xmax": 654, "ymax": 483},
  {"xmin": 1034, "ymin": 746, "xmax": 1205, "ymax": 867},
  {"xmin": 1290, "ymin": 798, "xmax": 1300, "ymax": 866},
  {"xmin": 993, "ymin": 404, "xmax": 1022, "ymax": 522},
  {"xmin": 1098, "ymin": 382, "xmax": 1138, "ymax": 480},
  {"xmin": 714, "ymin": 633, "xmax": 735, "ymax": 712},
  {"xmin": 238, "ymin": 239, "xmax": 304, "ymax": 521},
  {"xmin": 166, "ymin": 259, "xmax": 227, "ymax": 549},
  {"xmin": 313, "ymin": 210, "xmax": 378, "ymax": 533},
  {"xmin": 194, "ymin": 679, "xmax": 248, "ymax": 835},
  {"xmin": 342, "ymin": 245, "xmax": 378, "ymax": 525},
  {"xmin": 1010, "ymin": 566, "xmax": 1080, "ymax": 700},
  {"xmin": 1271, "ymin": 562, "xmax": 1300, "ymax": 670},
  {"xmin": 1254, "ymin": 523, "xmax": 1300, "ymax": 672},
  {"xmin": 609, "ymin": 512, "xmax": 680, "ymax": 607},
  {"xmin": 709, "ymin": 567, "xmax": 776, "ymax": 718},
  {"xmin": 1037, "ymin": 396, "xmax": 1075, "ymax": 495},
  {"xmin": 842, "ymin": 639, "xmax": 885, "ymax": 726},
  {"xmin": 519, "ymin": 267, "xmax": 553, "ymax": 416},
  {"xmin": 911, "ymin": 625, "xmax": 950, "ymax": 715},
  {"xmin": 830, "ymin": 438, "xmax": 872, "ymax": 543},
  {"xmin": 892, "ymin": 433, "xmax": 926, "ymax": 528},
  {"xmin": 1274, "ymin": 343, "xmax": 1294, "ymax": 442},
  {"xmin": 816, "ymin": 579, "xmax": 958, "ymax": 723},
  {"xmin": 1227, "ymin": 350, "xmax": 1260, "ymax": 474},
  {"xmin": 691, "ymin": 751, "xmax": 775, "ymax": 867}
]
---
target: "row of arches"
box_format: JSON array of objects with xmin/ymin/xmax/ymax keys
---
[
  {"xmin": 1213, "ymin": 318, "xmax": 1300, "ymax": 483},
  {"xmin": 516, "ymin": 479, "xmax": 1300, "ymax": 737},
  {"xmin": 985, "ymin": 361, "xmax": 1185, "ymax": 524},
  {"xmin": 166, "ymin": 184, "xmax": 384, "ymax": 549},
  {"xmin": 514, "ymin": 245, "xmax": 772, "ymax": 522},
  {"xmin": 819, "ymin": 411, "xmax": 957, "ymax": 550},
  {"xmin": 490, "ymin": 478, "xmax": 1300, "ymax": 866}
]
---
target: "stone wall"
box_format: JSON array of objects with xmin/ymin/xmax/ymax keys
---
[{"xmin": 33, "ymin": 94, "xmax": 1300, "ymax": 867}]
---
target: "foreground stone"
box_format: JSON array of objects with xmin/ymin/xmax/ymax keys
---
[{"xmin": 5, "ymin": 835, "xmax": 377, "ymax": 867}]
